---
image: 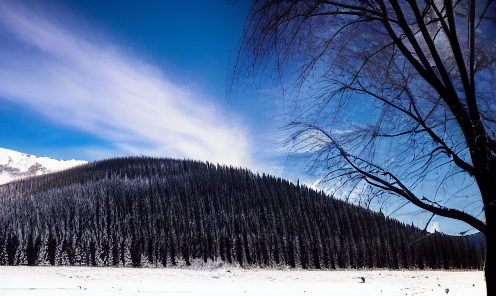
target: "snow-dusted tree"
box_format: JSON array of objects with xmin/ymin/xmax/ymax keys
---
[{"xmin": 234, "ymin": 0, "xmax": 496, "ymax": 293}]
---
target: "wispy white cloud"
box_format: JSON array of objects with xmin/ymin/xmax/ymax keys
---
[{"xmin": 0, "ymin": 3, "xmax": 250, "ymax": 167}]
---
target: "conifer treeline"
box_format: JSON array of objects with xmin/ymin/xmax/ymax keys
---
[{"xmin": 0, "ymin": 157, "xmax": 485, "ymax": 269}]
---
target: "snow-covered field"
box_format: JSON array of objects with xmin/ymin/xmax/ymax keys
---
[{"xmin": 0, "ymin": 266, "xmax": 485, "ymax": 296}]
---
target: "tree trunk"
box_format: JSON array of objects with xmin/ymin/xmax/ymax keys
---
[{"xmin": 485, "ymin": 206, "xmax": 496, "ymax": 295}]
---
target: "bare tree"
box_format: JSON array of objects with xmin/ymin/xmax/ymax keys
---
[{"xmin": 232, "ymin": 0, "xmax": 496, "ymax": 293}]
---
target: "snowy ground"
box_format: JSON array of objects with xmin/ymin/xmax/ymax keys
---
[{"xmin": 0, "ymin": 266, "xmax": 485, "ymax": 296}]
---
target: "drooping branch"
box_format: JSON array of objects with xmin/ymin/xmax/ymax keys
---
[{"xmin": 297, "ymin": 124, "xmax": 486, "ymax": 233}]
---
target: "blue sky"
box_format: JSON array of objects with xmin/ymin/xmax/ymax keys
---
[
  {"xmin": 0, "ymin": 0, "xmax": 478, "ymax": 235},
  {"xmin": 0, "ymin": 0, "xmax": 268, "ymax": 165}
]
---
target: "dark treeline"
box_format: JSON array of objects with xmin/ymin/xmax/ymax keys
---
[{"xmin": 0, "ymin": 157, "xmax": 485, "ymax": 269}]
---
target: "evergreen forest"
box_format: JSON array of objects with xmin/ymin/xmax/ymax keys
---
[{"xmin": 0, "ymin": 157, "xmax": 486, "ymax": 269}]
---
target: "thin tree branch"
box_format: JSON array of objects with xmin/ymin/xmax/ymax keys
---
[{"xmin": 313, "ymin": 124, "xmax": 487, "ymax": 233}]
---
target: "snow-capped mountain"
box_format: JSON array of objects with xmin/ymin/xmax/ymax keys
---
[{"xmin": 0, "ymin": 147, "xmax": 87, "ymax": 185}]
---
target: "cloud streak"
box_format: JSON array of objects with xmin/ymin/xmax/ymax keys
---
[{"xmin": 0, "ymin": 3, "xmax": 250, "ymax": 167}]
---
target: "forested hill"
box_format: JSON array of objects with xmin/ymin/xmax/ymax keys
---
[{"xmin": 0, "ymin": 157, "xmax": 485, "ymax": 269}]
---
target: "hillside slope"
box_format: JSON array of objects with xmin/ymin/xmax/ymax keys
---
[{"xmin": 0, "ymin": 157, "xmax": 485, "ymax": 269}]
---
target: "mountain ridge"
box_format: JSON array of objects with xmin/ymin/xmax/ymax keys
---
[{"xmin": 0, "ymin": 147, "xmax": 87, "ymax": 185}]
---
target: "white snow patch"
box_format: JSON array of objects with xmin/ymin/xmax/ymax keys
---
[
  {"xmin": 427, "ymin": 221, "xmax": 441, "ymax": 233},
  {"xmin": 0, "ymin": 266, "xmax": 486, "ymax": 296},
  {"xmin": 0, "ymin": 147, "xmax": 87, "ymax": 185}
]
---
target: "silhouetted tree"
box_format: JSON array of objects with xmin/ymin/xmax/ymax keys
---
[{"xmin": 234, "ymin": 1, "xmax": 495, "ymax": 293}]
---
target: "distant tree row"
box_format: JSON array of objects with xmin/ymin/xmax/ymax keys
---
[{"xmin": 0, "ymin": 157, "xmax": 485, "ymax": 269}]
